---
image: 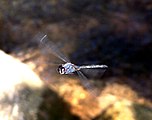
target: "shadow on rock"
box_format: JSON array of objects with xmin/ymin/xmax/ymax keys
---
[{"xmin": 37, "ymin": 88, "xmax": 80, "ymax": 120}]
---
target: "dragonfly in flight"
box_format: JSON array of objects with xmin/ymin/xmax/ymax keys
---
[{"xmin": 40, "ymin": 34, "xmax": 108, "ymax": 96}]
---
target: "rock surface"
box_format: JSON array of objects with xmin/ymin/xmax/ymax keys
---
[
  {"xmin": 95, "ymin": 94, "xmax": 152, "ymax": 120},
  {"xmin": 0, "ymin": 50, "xmax": 44, "ymax": 120}
]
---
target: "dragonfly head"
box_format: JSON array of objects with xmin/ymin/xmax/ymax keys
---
[{"xmin": 57, "ymin": 65, "xmax": 65, "ymax": 74}]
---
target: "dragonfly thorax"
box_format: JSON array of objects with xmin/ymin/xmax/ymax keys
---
[{"xmin": 57, "ymin": 62, "xmax": 78, "ymax": 75}]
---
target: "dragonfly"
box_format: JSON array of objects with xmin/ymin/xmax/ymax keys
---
[{"xmin": 40, "ymin": 34, "xmax": 108, "ymax": 96}]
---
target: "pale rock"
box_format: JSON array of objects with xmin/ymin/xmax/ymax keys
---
[{"xmin": 0, "ymin": 50, "xmax": 44, "ymax": 120}]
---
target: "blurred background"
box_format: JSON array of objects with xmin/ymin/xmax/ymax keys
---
[{"xmin": 0, "ymin": 0, "xmax": 152, "ymax": 120}]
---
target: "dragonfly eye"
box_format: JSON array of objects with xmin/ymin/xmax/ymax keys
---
[{"xmin": 57, "ymin": 65, "xmax": 65, "ymax": 74}]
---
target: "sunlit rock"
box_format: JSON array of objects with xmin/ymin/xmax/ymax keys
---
[
  {"xmin": 0, "ymin": 50, "xmax": 44, "ymax": 120},
  {"xmin": 95, "ymin": 94, "xmax": 152, "ymax": 120}
]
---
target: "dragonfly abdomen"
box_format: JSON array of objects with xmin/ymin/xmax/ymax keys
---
[{"xmin": 78, "ymin": 65, "xmax": 108, "ymax": 69}]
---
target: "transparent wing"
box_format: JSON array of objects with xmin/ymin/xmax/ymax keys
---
[
  {"xmin": 78, "ymin": 65, "xmax": 108, "ymax": 78},
  {"xmin": 76, "ymin": 70, "xmax": 99, "ymax": 96},
  {"xmin": 39, "ymin": 33, "xmax": 70, "ymax": 63}
]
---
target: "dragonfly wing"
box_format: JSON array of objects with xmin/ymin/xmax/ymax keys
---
[
  {"xmin": 79, "ymin": 65, "xmax": 108, "ymax": 78},
  {"xmin": 76, "ymin": 70, "xmax": 99, "ymax": 96},
  {"xmin": 38, "ymin": 33, "xmax": 70, "ymax": 63}
]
